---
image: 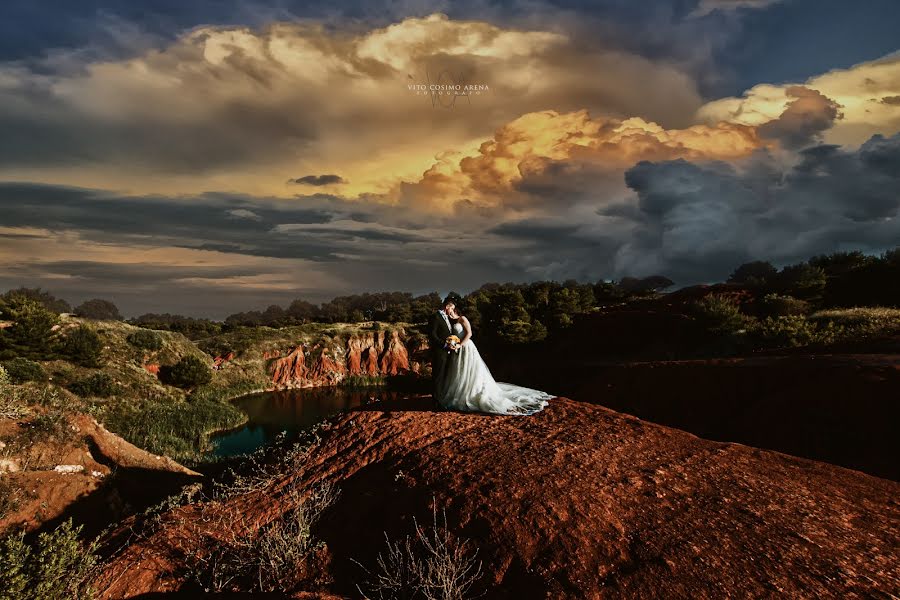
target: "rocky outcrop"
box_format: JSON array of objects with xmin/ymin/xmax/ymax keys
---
[
  {"xmin": 0, "ymin": 413, "xmax": 198, "ymax": 535},
  {"xmin": 268, "ymin": 329, "xmax": 420, "ymax": 387},
  {"xmin": 97, "ymin": 397, "xmax": 899, "ymax": 599},
  {"xmin": 270, "ymin": 346, "xmax": 309, "ymax": 385},
  {"xmin": 379, "ymin": 329, "xmax": 410, "ymax": 375}
]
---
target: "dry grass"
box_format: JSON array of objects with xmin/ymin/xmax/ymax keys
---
[
  {"xmin": 187, "ymin": 480, "xmax": 339, "ymax": 593},
  {"xmin": 358, "ymin": 506, "xmax": 483, "ymax": 600}
]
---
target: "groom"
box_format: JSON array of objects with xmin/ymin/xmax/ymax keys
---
[{"xmin": 428, "ymin": 296, "xmax": 459, "ymax": 399}]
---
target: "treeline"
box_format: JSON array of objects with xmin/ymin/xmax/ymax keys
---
[
  {"xmin": 726, "ymin": 249, "xmax": 900, "ymax": 306},
  {"xmin": 2, "ymin": 247, "xmax": 897, "ymax": 346}
]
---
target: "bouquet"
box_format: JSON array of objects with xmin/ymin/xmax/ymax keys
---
[{"xmin": 444, "ymin": 335, "xmax": 461, "ymax": 352}]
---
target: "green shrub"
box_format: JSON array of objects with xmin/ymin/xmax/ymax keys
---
[
  {"xmin": 69, "ymin": 373, "xmax": 118, "ymax": 398},
  {"xmin": 809, "ymin": 307, "xmax": 900, "ymax": 339},
  {"xmin": 693, "ymin": 294, "xmax": 746, "ymax": 335},
  {"xmin": 750, "ymin": 315, "xmax": 842, "ymax": 348},
  {"xmin": 162, "ymin": 355, "xmax": 213, "ymax": 389},
  {"xmin": 756, "ymin": 294, "xmax": 810, "ymax": 318},
  {"xmin": 0, "ymin": 519, "xmax": 98, "ymax": 600},
  {"xmin": 126, "ymin": 329, "xmax": 164, "ymax": 352},
  {"xmin": 0, "ymin": 297, "xmax": 59, "ymax": 359},
  {"xmin": 61, "ymin": 325, "xmax": 104, "ymax": 368},
  {"xmin": 0, "ymin": 358, "xmax": 47, "ymax": 384}
]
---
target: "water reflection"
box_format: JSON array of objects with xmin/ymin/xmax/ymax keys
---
[{"xmin": 212, "ymin": 387, "xmax": 408, "ymax": 457}]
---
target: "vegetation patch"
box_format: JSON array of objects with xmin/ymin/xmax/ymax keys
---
[
  {"xmin": 100, "ymin": 397, "xmax": 245, "ymax": 462},
  {"xmin": 0, "ymin": 519, "xmax": 98, "ymax": 600}
]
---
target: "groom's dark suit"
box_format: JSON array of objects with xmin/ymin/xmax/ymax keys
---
[{"xmin": 428, "ymin": 309, "xmax": 458, "ymax": 398}]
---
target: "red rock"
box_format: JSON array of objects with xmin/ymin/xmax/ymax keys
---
[
  {"xmin": 143, "ymin": 363, "xmax": 160, "ymax": 375},
  {"xmin": 346, "ymin": 336, "xmax": 364, "ymax": 375},
  {"xmin": 379, "ymin": 329, "xmax": 410, "ymax": 375},
  {"xmin": 270, "ymin": 347, "xmax": 308, "ymax": 386},
  {"xmin": 96, "ymin": 397, "xmax": 900, "ymax": 599},
  {"xmin": 309, "ymin": 346, "xmax": 346, "ymax": 386}
]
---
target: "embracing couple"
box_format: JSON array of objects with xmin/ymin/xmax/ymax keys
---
[{"xmin": 428, "ymin": 296, "xmax": 552, "ymax": 415}]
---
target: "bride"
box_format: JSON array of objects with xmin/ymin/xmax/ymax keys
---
[{"xmin": 429, "ymin": 297, "xmax": 552, "ymax": 415}]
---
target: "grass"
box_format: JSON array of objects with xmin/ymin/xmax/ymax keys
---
[
  {"xmin": 100, "ymin": 397, "xmax": 246, "ymax": 463},
  {"xmin": 182, "ymin": 480, "xmax": 338, "ymax": 593}
]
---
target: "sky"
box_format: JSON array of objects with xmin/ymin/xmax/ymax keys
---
[{"xmin": 1, "ymin": 0, "xmax": 899, "ymax": 318}]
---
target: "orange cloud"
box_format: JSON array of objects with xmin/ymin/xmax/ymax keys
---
[{"xmin": 398, "ymin": 109, "xmax": 764, "ymax": 212}]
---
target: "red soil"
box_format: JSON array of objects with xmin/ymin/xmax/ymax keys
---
[{"xmin": 96, "ymin": 397, "xmax": 900, "ymax": 599}]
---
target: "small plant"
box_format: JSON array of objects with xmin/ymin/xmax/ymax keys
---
[
  {"xmin": 126, "ymin": 329, "xmax": 164, "ymax": 352},
  {"xmin": 61, "ymin": 324, "xmax": 104, "ymax": 368},
  {"xmin": 0, "ymin": 519, "xmax": 98, "ymax": 600},
  {"xmin": 0, "ymin": 365, "xmax": 27, "ymax": 419},
  {"xmin": 0, "ymin": 358, "xmax": 48, "ymax": 384},
  {"xmin": 69, "ymin": 372, "xmax": 119, "ymax": 398},
  {"xmin": 358, "ymin": 506, "xmax": 483, "ymax": 600},
  {"xmin": 693, "ymin": 294, "xmax": 746, "ymax": 336},
  {"xmin": 162, "ymin": 355, "xmax": 213, "ymax": 389},
  {"xmin": 190, "ymin": 482, "xmax": 338, "ymax": 592}
]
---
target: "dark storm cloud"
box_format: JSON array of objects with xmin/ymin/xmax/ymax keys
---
[
  {"xmin": 289, "ymin": 174, "xmax": 346, "ymax": 186},
  {"xmin": 880, "ymin": 96, "xmax": 900, "ymax": 106},
  {"xmin": 610, "ymin": 133, "xmax": 900, "ymax": 281},
  {"xmin": 757, "ymin": 86, "xmax": 842, "ymax": 149}
]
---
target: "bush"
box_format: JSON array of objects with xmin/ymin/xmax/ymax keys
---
[
  {"xmin": 126, "ymin": 329, "xmax": 164, "ymax": 352},
  {"xmin": 0, "ymin": 297, "xmax": 59, "ymax": 359},
  {"xmin": 755, "ymin": 294, "xmax": 810, "ymax": 318},
  {"xmin": 69, "ymin": 372, "xmax": 118, "ymax": 398},
  {"xmin": 0, "ymin": 519, "xmax": 98, "ymax": 600},
  {"xmin": 750, "ymin": 315, "xmax": 842, "ymax": 348},
  {"xmin": 0, "ymin": 358, "xmax": 47, "ymax": 384},
  {"xmin": 74, "ymin": 298, "xmax": 122, "ymax": 321},
  {"xmin": 162, "ymin": 355, "xmax": 213, "ymax": 389},
  {"xmin": 61, "ymin": 325, "xmax": 104, "ymax": 368},
  {"xmin": 359, "ymin": 506, "xmax": 483, "ymax": 600},
  {"xmin": 0, "ymin": 288, "xmax": 70, "ymax": 314},
  {"xmin": 809, "ymin": 307, "xmax": 900, "ymax": 340},
  {"xmin": 693, "ymin": 294, "xmax": 746, "ymax": 336}
]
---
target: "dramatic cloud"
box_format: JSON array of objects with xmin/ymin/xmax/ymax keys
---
[
  {"xmin": 607, "ymin": 133, "xmax": 900, "ymax": 280},
  {"xmin": 396, "ymin": 109, "xmax": 764, "ymax": 212},
  {"xmin": 0, "ymin": 14, "xmax": 704, "ymax": 198},
  {"xmin": 757, "ymin": 86, "xmax": 843, "ymax": 149},
  {"xmin": 289, "ymin": 175, "xmax": 346, "ymax": 186},
  {"xmin": 698, "ymin": 53, "xmax": 900, "ymax": 146}
]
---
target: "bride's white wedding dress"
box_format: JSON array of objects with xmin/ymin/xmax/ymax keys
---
[{"xmin": 436, "ymin": 322, "xmax": 552, "ymax": 415}]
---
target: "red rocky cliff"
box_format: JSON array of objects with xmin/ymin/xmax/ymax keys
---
[{"xmin": 268, "ymin": 329, "xmax": 418, "ymax": 387}]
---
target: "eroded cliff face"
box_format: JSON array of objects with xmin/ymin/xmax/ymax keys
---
[{"xmin": 267, "ymin": 328, "xmax": 424, "ymax": 387}]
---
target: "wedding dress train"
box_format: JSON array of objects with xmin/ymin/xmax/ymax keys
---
[{"xmin": 436, "ymin": 322, "xmax": 552, "ymax": 415}]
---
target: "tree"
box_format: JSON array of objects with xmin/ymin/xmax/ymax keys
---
[
  {"xmin": 61, "ymin": 325, "xmax": 104, "ymax": 367},
  {"xmin": 162, "ymin": 355, "xmax": 213, "ymax": 389},
  {"xmin": 0, "ymin": 296, "xmax": 59, "ymax": 358},
  {"xmin": 286, "ymin": 299, "xmax": 318, "ymax": 323},
  {"xmin": 809, "ymin": 251, "xmax": 877, "ymax": 276},
  {"xmin": 728, "ymin": 261, "xmax": 778, "ymax": 286},
  {"xmin": 74, "ymin": 298, "xmax": 122, "ymax": 321},
  {"xmin": 776, "ymin": 263, "xmax": 827, "ymax": 299},
  {"xmin": 1, "ymin": 288, "xmax": 70, "ymax": 314}
]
